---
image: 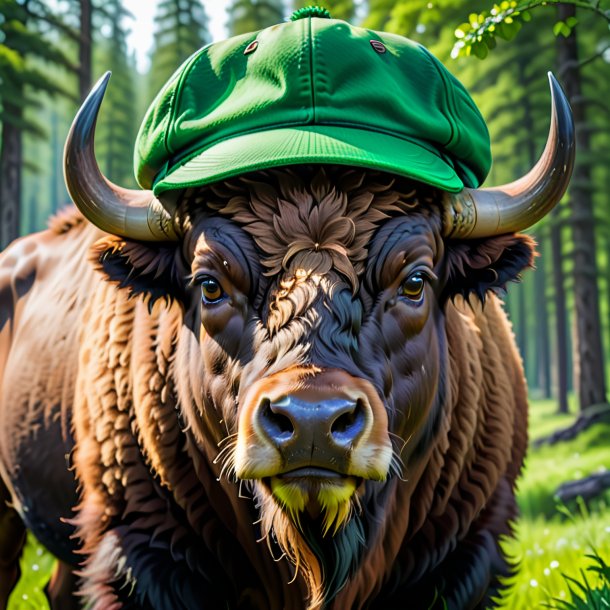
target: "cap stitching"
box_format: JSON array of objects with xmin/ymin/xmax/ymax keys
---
[
  {"xmin": 308, "ymin": 17, "xmax": 316, "ymax": 123},
  {"xmin": 163, "ymin": 122, "xmax": 449, "ymax": 178},
  {"xmin": 163, "ymin": 43, "xmax": 214, "ymax": 158},
  {"xmin": 156, "ymin": 155, "xmax": 462, "ymax": 197},
  {"xmin": 419, "ymin": 46, "xmax": 455, "ymax": 150}
]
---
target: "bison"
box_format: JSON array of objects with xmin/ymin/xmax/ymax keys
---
[{"xmin": 0, "ymin": 11, "xmax": 573, "ymax": 610}]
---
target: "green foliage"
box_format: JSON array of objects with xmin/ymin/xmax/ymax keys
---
[
  {"xmin": 452, "ymin": 0, "xmax": 609, "ymax": 59},
  {"xmin": 453, "ymin": 2, "xmax": 531, "ymax": 59},
  {"xmin": 226, "ymin": 0, "xmax": 284, "ymax": 36},
  {"xmin": 147, "ymin": 0, "xmax": 210, "ymax": 101},
  {"xmin": 553, "ymin": 15, "xmax": 579, "ymax": 37},
  {"xmin": 363, "ymin": 0, "xmax": 501, "ymax": 48}
]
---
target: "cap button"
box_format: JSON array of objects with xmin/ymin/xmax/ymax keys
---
[{"xmin": 290, "ymin": 6, "xmax": 332, "ymax": 21}]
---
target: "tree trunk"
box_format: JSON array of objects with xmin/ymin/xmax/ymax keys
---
[
  {"xmin": 535, "ymin": 236, "xmax": 552, "ymax": 398},
  {"xmin": 29, "ymin": 193, "xmax": 39, "ymax": 234},
  {"xmin": 518, "ymin": 58, "xmax": 552, "ymax": 398},
  {"xmin": 79, "ymin": 0, "xmax": 93, "ymax": 102},
  {"xmin": 50, "ymin": 110, "xmax": 60, "ymax": 214},
  {"xmin": 555, "ymin": 471, "xmax": 610, "ymax": 504},
  {"xmin": 0, "ymin": 102, "xmax": 23, "ymax": 249},
  {"xmin": 550, "ymin": 213, "xmax": 569, "ymax": 413},
  {"xmin": 534, "ymin": 403, "xmax": 610, "ymax": 447},
  {"xmin": 607, "ymin": 233, "xmax": 610, "ymax": 368},
  {"xmin": 517, "ymin": 282, "xmax": 528, "ymax": 371},
  {"xmin": 557, "ymin": 3, "xmax": 607, "ymax": 410}
]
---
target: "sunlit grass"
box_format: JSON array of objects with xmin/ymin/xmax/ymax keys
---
[
  {"xmin": 8, "ymin": 397, "xmax": 610, "ymax": 609},
  {"xmin": 8, "ymin": 536, "xmax": 55, "ymax": 610},
  {"xmin": 495, "ymin": 512, "xmax": 610, "ymax": 608},
  {"xmin": 519, "ymin": 420, "xmax": 610, "ymax": 518},
  {"xmin": 495, "ymin": 397, "xmax": 610, "ymax": 609},
  {"xmin": 527, "ymin": 397, "xmax": 579, "ymax": 440},
  {"xmin": 542, "ymin": 548, "xmax": 610, "ymax": 609}
]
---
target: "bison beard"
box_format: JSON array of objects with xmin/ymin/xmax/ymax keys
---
[{"xmin": 0, "ymin": 167, "xmax": 532, "ymax": 610}]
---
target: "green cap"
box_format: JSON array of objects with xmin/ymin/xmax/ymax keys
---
[{"xmin": 136, "ymin": 7, "xmax": 491, "ymax": 197}]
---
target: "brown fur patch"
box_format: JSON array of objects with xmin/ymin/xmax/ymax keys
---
[{"xmin": 47, "ymin": 205, "xmax": 85, "ymax": 234}]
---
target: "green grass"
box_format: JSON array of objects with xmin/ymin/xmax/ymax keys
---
[
  {"xmin": 495, "ymin": 398, "xmax": 610, "ymax": 609},
  {"xmin": 8, "ymin": 397, "xmax": 610, "ymax": 609},
  {"xmin": 542, "ymin": 548, "xmax": 610, "ymax": 610},
  {"xmin": 9, "ymin": 536, "xmax": 55, "ymax": 610},
  {"xmin": 519, "ymin": 403, "xmax": 610, "ymax": 518},
  {"xmin": 527, "ymin": 397, "xmax": 579, "ymax": 440},
  {"xmin": 495, "ymin": 511, "xmax": 610, "ymax": 608}
]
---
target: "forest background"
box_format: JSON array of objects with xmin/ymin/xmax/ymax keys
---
[{"xmin": 0, "ymin": 0, "xmax": 609, "ymax": 608}]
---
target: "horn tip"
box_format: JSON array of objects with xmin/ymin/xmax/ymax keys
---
[
  {"xmin": 547, "ymin": 72, "xmax": 560, "ymax": 100},
  {"xmin": 93, "ymin": 71, "xmax": 112, "ymax": 98},
  {"xmin": 546, "ymin": 72, "xmax": 571, "ymax": 115}
]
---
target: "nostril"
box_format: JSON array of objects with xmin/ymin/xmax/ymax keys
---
[
  {"xmin": 332, "ymin": 409, "xmax": 356, "ymax": 434},
  {"xmin": 331, "ymin": 400, "xmax": 366, "ymax": 444},
  {"xmin": 261, "ymin": 398, "xmax": 294, "ymax": 442}
]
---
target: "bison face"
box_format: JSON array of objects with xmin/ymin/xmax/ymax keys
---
[
  {"xmin": 180, "ymin": 171, "xmax": 452, "ymax": 535},
  {"xmin": 94, "ymin": 167, "xmax": 534, "ymax": 595}
]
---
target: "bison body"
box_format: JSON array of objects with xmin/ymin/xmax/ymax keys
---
[{"xmin": 0, "ymin": 169, "xmax": 530, "ymax": 609}]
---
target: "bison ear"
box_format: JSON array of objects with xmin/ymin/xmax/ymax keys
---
[
  {"xmin": 91, "ymin": 236, "xmax": 187, "ymax": 305},
  {"xmin": 443, "ymin": 233, "xmax": 536, "ymax": 302}
]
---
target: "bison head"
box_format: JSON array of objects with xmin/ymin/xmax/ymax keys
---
[{"xmin": 63, "ymin": 74, "xmax": 573, "ymax": 605}]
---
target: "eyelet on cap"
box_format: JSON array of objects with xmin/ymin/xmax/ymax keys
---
[
  {"xmin": 244, "ymin": 40, "xmax": 258, "ymax": 55},
  {"xmin": 370, "ymin": 40, "xmax": 387, "ymax": 54}
]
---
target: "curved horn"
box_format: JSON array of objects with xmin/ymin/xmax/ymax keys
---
[
  {"xmin": 443, "ymin": 73, "xmax": 574, "ymax": 239},
  {"xmin": 63, "ymin": 72, "xmax": 178, "ymax": 241}
]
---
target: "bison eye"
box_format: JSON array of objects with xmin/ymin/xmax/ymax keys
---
[
  {"xmin": 398, "ymin": 272, "xmax": 425, "ymax": 302},
  {"xmin": 200, "ymin": 276, "xmax": 225, "ymax": 304}
]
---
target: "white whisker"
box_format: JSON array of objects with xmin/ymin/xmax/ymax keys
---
[{"xmin": 217, "ymin": 432, "xmax": 238, "ymax": 448}]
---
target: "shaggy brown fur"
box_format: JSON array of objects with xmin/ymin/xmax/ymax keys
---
[{"xmin": 0, "ymin": 167, "xmax": 533, "ymax": 610}]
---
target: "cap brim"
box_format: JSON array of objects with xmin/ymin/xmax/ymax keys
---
[{"xmin": 152, "ymin": 125, "xmax": 463, "ymax": 196}]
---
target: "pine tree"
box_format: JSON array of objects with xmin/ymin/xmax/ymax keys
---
[
  {"xmin": 0, "ymin": 0, "xmax": 77, "ymax": 248},
  {"xmin": 93, "ymin": 0, "xmax": 138, "ymax": 187},
  {"xmin": 148, "ymin": 0, "xmax": 210, "ymax": 102},
  {"xmin": 79, "ymin": 0, "xmax": 93, "ymax": 101},
  {"xmin": 557, "ymin": 3, "xmax": 607, "ymax": 411}
]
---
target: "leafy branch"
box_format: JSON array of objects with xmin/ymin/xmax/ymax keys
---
[{"xmin": 452, "ymin": 0, "xmax": 610, "ymax": 59}]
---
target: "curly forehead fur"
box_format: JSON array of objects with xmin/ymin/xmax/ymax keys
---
[{"xmin": 177, "ymin": 167, "xmax": 442, "ymax": 288}]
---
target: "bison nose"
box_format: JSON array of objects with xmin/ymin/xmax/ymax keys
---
[{"xmin": 258, "ymin": 396, "xmax": 367, "ymax": 463}]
